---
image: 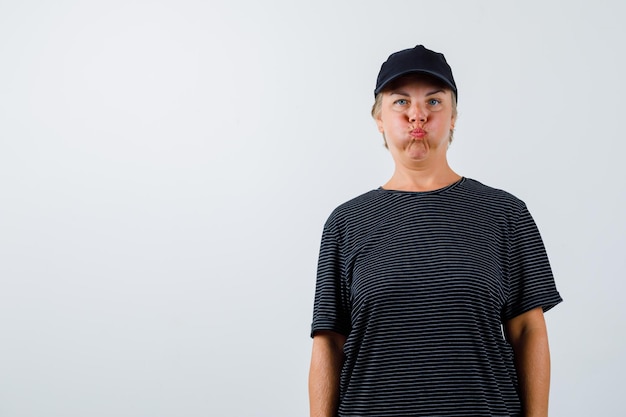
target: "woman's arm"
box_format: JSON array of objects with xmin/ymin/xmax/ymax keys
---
[
  {"xmin": 309, "ymin": 330, "xmax": 346, "ymax": 417},
  {"xmin": 504, "ymin": 306, "xmax": 551, "ymax": 417}
]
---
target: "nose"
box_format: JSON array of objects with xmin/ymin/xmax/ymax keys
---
[{"xmin": 408, "ymin": 104, "xmax": 427, "ymax": 123}]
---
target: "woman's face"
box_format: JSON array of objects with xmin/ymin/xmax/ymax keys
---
[{"xmin": 375, "ymin": 77, "xmax": 456, "ymax": 166}]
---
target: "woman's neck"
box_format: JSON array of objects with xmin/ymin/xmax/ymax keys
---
[{"xmin": 382, "ymin": 165, "xmax": 461, "ymax": 192}]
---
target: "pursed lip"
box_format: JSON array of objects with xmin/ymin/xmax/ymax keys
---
[{"xmin": 410, "ymin": 128, "xmax": 426, "ymax": 138}]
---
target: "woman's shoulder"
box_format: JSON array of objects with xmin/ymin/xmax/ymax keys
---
[
  {"xmin": 460, "ymin": 178, "xmax": 526, "ymax": 207},
  {"xmin": 329, "ymin": 189, "xmax": 383, "ymax": 218}
]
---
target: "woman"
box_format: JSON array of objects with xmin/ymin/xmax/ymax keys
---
[{"xmin": 309, "ymin": 45, "xmax": 562, "ymax": 417}]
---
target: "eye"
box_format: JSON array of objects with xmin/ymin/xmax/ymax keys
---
[
  {"xmin": 428, "ymin": 98, "xmax": 441, "ymax": 106},
  {"xmin": 394, "ymin": 99, "xmax": 408, "ymax": 106}
]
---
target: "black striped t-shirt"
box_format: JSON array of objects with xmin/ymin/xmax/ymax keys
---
[{"xmin": 311, "ymin": 177, "xmax": 562, "ymax": 416}]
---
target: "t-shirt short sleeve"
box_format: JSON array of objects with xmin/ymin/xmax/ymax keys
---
[
  {"xmin": 502, "ymin": 204, "xmax": 562, "ymax": 321},
  {"xmin": 311, "ymin": 219, "xmax": 351, "ymax": 338}
]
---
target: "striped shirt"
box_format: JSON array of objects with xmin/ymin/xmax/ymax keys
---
[{"xmin": 311, "ymin": 177, "xmax": 562, "ymax": 416}]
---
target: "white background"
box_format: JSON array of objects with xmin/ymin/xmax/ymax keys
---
[{"xmin": 1, "ymin": 1, "xmax": 624, "ymax": 416}]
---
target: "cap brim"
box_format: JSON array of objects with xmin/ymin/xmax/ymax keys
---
[{"xmin": 374, "ymin": 69, "xmax": 457, "ymax": 96}]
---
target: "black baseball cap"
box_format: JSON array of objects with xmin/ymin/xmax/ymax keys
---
[{"xmin": 374, "ymin": 45, "xmax": 457, "ymax": 101}]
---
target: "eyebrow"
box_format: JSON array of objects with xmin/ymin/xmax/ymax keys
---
[{"xmin": 426, "ymin": 89, "xmax": 445, "ymax": 96}]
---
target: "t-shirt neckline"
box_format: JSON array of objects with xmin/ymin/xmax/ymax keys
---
[{"xmin": 377, "ymin": 177, "xmax": 466, "ymax": 195}]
